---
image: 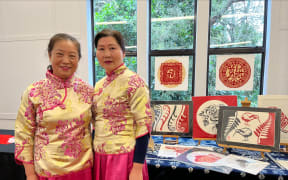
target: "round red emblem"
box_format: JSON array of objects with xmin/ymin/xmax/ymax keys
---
[{"xmin": 219, "ymin": 57, "xmax": 251, "ymax": 88}]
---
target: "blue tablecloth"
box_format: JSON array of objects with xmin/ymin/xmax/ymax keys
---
[{"xmin": 146, "ymin": 135, "xmax": 288, "ymax": 180}]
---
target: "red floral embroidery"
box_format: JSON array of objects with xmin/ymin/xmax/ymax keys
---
[
  {"xmin": 118, "ymin": 145, "xmax": 131, "ymax": 153},
  {"xmin": 15, "ymin": 139, "xmax": 27, "ymax": 160},
  {"xmin": 145, "ymin": 102, "xmax": 153, "ymax": 133},
  {"xmin": 127, "ymin": 75, "xmax": 145, "ymax": 98},
  {"xmin": 96, "ymin": 143, "xmax": 106, "ymax": 153},
  {"xmin": 103, "ymin": 68, "xmax": 126, "ymax": 88},
  {"xmin": 73, "ymin": 78, "xmax": 94, "ymax": 104},
  {"xmin": 103, "ymin": 96, "xmax": 128, "ymax": 135},
  {"xmin": 34, "ymin": 129, "xmax": 49, "ymax": 161},
  {"xmin": 29, "ymin": 79, "xmax": 63, "ymax": 114},
  {"xmin": 55, "ymin": 114, "xmax": 86, "ymax": 158}
]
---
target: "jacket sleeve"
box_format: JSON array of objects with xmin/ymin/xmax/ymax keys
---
[
  {"xmin": 128, "ymin": 75, "xmax": 152, "ymax": 138},
  {"xmin": 14, "ymin": 87, "xmax": 36, "ymax": 164}
]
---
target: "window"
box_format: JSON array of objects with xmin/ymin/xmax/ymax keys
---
[
  {"xmin": 92, "ymin": 0, "xmax": 137, "ymax": 84},
  {"xmin": 92, "ymin": 0, "xmax": 269, "ymax": 106},
  {"xmin": 207, "ymin": 0, "xmax": 267, "ymax": 107},
  {"xmin": 149, "ymin": 0, "xmax": 196, "ymax": 101}
]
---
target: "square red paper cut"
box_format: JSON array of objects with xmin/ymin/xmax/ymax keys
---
[{"xmin": 160, "ymin": 62, "xmax": 182, "ymax": 85}]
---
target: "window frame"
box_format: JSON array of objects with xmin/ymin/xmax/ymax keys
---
[
  {"xmin": 148, "ymin": 0, "xmax": 198, "ymax": 99},
  {"xmin": 206, "ymin": 0, "xmax": 269, "ymax": 99}
]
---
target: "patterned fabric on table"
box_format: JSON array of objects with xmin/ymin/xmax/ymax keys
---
[{"xmin": 146, "ymin": 136, "xmax": 288, "ymax": 178}]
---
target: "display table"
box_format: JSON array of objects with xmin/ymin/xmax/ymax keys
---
[
  {"xmin": 146, "ymin": 135, "xmax": 288, "ymax": 180},
  {"xmin": 1, "ymin": 129, "xmax": 288, "ymax": 180},
  {"xmin": 0, "ymin": 129, "xmax": 26, "ymax": 180}
]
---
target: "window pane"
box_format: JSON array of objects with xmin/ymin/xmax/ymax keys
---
[
  {"xmin": 150, "ymin": 56, "xmax": 193, "ymax": 101},
  {"xmin": 207, "ymin": 54, "xmax": 262, "ymax": 107},
  {"xmin": 93, "ymin": 0, "xmax": 137, "ymax": 82},
  {"xmin": 94, "ymin": 56, "xmax": 137, "ymax": 82},
  {"xmin": 151, "ymin": 0, "xmax": 195, "ymax": 50},
  {"xmin": 210, "ymin": 0, "xmax": 265, "ymax": 48},
  {"xmin": 93, "ymin": 0, "xmax": 137, "ymax": 51}
]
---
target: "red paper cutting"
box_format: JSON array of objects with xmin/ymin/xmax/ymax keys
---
[
  {"xmin": 192, "ymin": 96, "xmax": 238, "ymax": 139},
  {"xmin": 219, "ymin": 57, "xmax": 251, "ymax": 88},
  {"xmin": 160, "ymin": 62, "xmax": 182, "ymax": 85}
]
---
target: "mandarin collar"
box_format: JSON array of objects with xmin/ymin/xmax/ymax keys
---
[
  {"xmin": 46, "ymin": 70, "xmax": 74, "ymax": 89},
  {"xmin": 106, "ymin": 63, "xmax": 126, "ymax": 77}
]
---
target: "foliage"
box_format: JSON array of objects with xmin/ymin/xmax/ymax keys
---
[
  {"xmin": 210, "ymin": 0, "xmax": 264, "ymax": 48},
  {"xmin": 93, "ymin": 0, "xmax": 137, "ymax": 82},
  {"xmin": 94, "ymin": 0, "xmax": 137, "ymax": 50},
  {"xmin": 151, "ymin": 0, "xmax": 195, "ymax": 50}
]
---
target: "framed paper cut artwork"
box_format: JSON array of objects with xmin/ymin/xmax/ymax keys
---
[
  {"xmin": 216, "ymin": 54, "xmax": 255, "ymax": 91},
  {"xmin": 217, "ymin": 106, "xmax": 281, "ymax": 152},
  {"xmin": 258, "ymin": 95, "xmax": 288, "ymax": 144},
  {"xmin": 154, "ymin": 56, "xmax": 189, "ymax": 91},
  {"xmin": 192, "ymin": 96, "xmax": 237, "ymax": 140},
  {"xmin": 151, "ymin": 101, "xmax": 193, "ymax": 137}
]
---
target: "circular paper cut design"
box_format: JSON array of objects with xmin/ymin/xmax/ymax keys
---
[
  {"xmin": 157, "ymin": 59, "xmax": 186, "ymax": 88},
  {"xmin": 186, "ymin": 151, "xmax": 222, "ymax": 166},
  {"xmin": 219, "ymin": 57, "xmax": 251, "ymax": 88},
  {"xmin": 197, "ymin": 100, "xmax": 227, "ymax": 135}
]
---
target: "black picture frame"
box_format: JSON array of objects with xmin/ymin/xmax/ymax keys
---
[{"xmin": 217, "ymin": 106, "xmax": 281, "ymax": 152}]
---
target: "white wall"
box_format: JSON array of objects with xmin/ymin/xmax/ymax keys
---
[
  {"xmin": 265, "ymin": 0, "xmax": 288, "ymax": 94},
  {"xmin": 0, "ymin": 0, "xmax": 90, "ymax": 129},
  {"xmin": 0, "ymin": 0, "xmax": 288, "ymax": 130}
]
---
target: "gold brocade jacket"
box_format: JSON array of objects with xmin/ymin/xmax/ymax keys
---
[
  {"xmin": 15, "ymin": 70, "xmax": 94, "ymax": 177},
  {"xmin": 93, "ymin": 64, "xmax": 152, "ymax": 154}
]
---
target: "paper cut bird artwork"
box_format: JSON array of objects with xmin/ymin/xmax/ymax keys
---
[
  {"xmin": 233, "ymin": 127, "xmax": 253, "ymax": 141},
  {"xmin": 241, "ymin": 112, "xmax": 260, "ymax": 126}
]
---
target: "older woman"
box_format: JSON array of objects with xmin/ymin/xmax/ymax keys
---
[{"xmin": 15, "ymin": 33, "xmax": 94, "ymax": 180}]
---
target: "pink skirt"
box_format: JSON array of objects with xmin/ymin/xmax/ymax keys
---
[
  {"xmin": 38, "ymin": 167, "xmax": 92, "ymax": 180},
  {"xmin": 93, "ymin": 151, "xmax": 149, "ymax": 180}
]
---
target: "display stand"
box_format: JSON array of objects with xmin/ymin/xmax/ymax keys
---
[
  {"xmin": 194, "ymin": 138, "xmax": 216, "ymax": 146},
  {"xmin": 163, "ymin": 135, "xmax": 179, "ymax": 145},
  {"xmin": 241, "ymin": 97, "xmax": 251, "ymax": 107},
  {"xmin": 219, "ymin": 97, "xmax": 270, "ymax": 159},
  {"xmin": 220, "ymin": 144, "xmax": 269, "ymax": 158}
]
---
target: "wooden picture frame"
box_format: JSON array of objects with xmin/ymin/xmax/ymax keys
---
[
  {"xmin": 192, "ymin": 95, "xmax": 237, "ymax": 140},
  {"xmin": 151, "ymin": 101, "xmax": 193, "ymax": 137},
  {"xmin": 258, "ymin": 95, "xmax": 288, "ymax": 145},
  {"xmin": 217, "ymin": 106, "xmax": 281, "ymax": 152}
]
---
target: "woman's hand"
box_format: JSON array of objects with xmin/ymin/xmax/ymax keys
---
[
  {"xmin": 129, "ymin": 163, "xmax": 143, "ymax": 180},
  {"xmin": 24, "ymin": 163, "xmax": 38, "ymax": 180},
  {"xmin": 26, "ymin": 174, "xmax": 38, "ymax": 180}
]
